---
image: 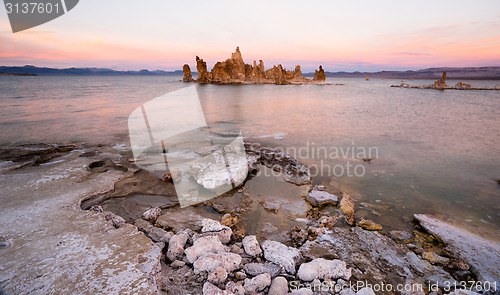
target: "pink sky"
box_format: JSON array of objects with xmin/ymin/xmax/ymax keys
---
[{"xmin": 1, "ymin": 0, "xmax": 499, "ymax": 72}]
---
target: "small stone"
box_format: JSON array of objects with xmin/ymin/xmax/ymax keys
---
[
  {"xmin": 422, "ymin": 251, "xmax": 449, "ymax": 266},
  {"xmin": 221, "ymin": 213, "xmax": 239, "ymax": 227},
  {"xmin": 185, "ymin": 236, "xmax": 227, "ymax": 264},
  {"xmin": 103, "ymin": 211, "xmax": 125, "ymax": 228},
  {"xmin": 134, "ymin": 219, "xmax": 173, "ymax": 243},
  {"xmin": 449, "ymin": 260, "xmax": 469, "ymax": 270},
  {"xmin": 345, "ymin": 213, "xmax": 356, "ymax": 226},
  {"xmin": 167, "ymin": 233, "xmax": 188, "ymax": 261},
  {"xmin": 261, "ymin": 240, "xmax": 301, "ymax": 274},
  {"xmin": 243, "ymin": 262, "xmax": 282, "ymax": 278},
  {"xmin": 235, "ymin": 271, "xmax": 247, "ymax": 280},
  {"xmin": 90, "ymin": 205, "xmax": 103, "ymax": 212},
  {"xmin": 242, "ymin": 235, "xmax": 262, "ymax": 257},
  {"xmin": 226, "ymin": 281, "xmax": 245, "ymax": 295},
  {"xmin": 339, "ymin": 192, "xmax": 355, "ymax": 214},
  {"xmin": 202, "ymin": 218, "xmax": 228, "ymax": 232},
  {"xmin": 202, "ymin": 282, "xmax": 233, "ymax": 295},
  {"xmin": 356, "ymin": 218, "xmax": 382, "ymax": 231},
  {"xmin": 230, "ymin": 244, "xmax": 244, "ymax": 254},
  {"xmin": 297, "ymin": 258, "xmax": 351, "ymax": 281},
  {"xmin": 318, "ymin": 215, "xmax": 336, "ymax": 229},
  {"xmin": 268, "ymin": 276, "xmax": 288, "ymax": 295},
  {"xmin": 244, "ymin": 273, "xmax": 271, "ymax": 293},
  {"xmin": 142, "ymin": 207, "xmax": 162, "ymax": 221},
  {"xmin": 193, "ymin": 252, "xmax": 242, "ymax": 273},
  {"xmin": 260, "ymin": 200, "xmax": 281, "ymax": 213},
  {"xmin": 208, "ymin": 266, "xmax": 228, "ymax": 285},
  {"xmin": 291, "ymin": 226, "xmax": 308, "ymax": 246}
]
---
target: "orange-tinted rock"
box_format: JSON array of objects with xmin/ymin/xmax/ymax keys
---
[
  {"xmin": 196, "ymin": 56, "xmax": 212, "ymax": 83},
  {"xmin": 313, "ymin": 65, "xmax": 326, "ymax": 81},
  {"xmin": 182, "ymin": 64, "xmax": 193, "ymax": 82},
  {"xmin": 434, "ymin": 72, "xmax": 447, "ymax": 88}
]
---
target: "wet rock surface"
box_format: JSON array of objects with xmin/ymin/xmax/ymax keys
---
[{"xmin": 415, "ymin": 214, "xmax": 500, "ymax": 283}]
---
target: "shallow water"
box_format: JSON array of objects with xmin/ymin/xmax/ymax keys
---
[{"xmin": 0, "ymin": 75, "xmax": 498, "ymax": 239}]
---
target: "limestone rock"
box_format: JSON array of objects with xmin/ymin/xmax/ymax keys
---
[
  {"xmin": 226, "ymin": 281, "xmax": 245, "ymax": 295},
  {"xmin": 421, "ymin": 251, "xmax": 449, "ymax": 266},
  {"xmin": 134, "ymin": 219, "xmax": 173, "ymax": 243},
  {"xmin": 268, "ymin": 276, "xmax": 288, "ymax": 295},
  {"xmin": 182, "ymin": 64, "xmax": 193, "ymax": 82},
  {"xmin": 297, "ymin": 258, "xmax": 351, "ymax": 281},
  {"xmin": 208, "ymin": 266, "xmax": 228, "ymax": 285},
  {"xmin": 103, "ymin": 211, "xmax": 125, "ymax": 228},
  {"xmin": 243, "ymin": 262, "xmax": 282, "ymax": 278},
  {"xmin": 415, "ymin": 214, "xmax": 500, "ymax": 283},
  {"xmin": 242, "ymin": 235, "xmax": 262, "ymax": 257},
  {"xmin": 434, "ymin": 72, "xmax": 447, "ymax": 88},
  {"xmin": 305, "ymin": 189, "xmax": 338, "ymax": 207},
  {"xmin": 261, "ymin": 240, "xmax": 301, "ymax": 274},
  {"xmin": 339, "ymin": 192, "xmax": 355, "ymax": 214},
  {"xmin": 193, "ymin": 252, "xmax": 242, "ymax": 273},
  {"xmin": 166, "ymin": 233, "xmax": 188, "ymax": 261},
  {"xmin": 185, "ymin": 236, "xmax": 227, "ymax": 264},
  {"xmin": 142, "ymin": 207, "xmax": 161, "ymax": 222},
  {"xmin": 196, "ymin": 56, "xmax": 212, "ymax": 83},
  {"xmin": 203, "ymin": 282, "xmax": 233, "ymax": 295},
  {"xmin": 243, "ymin": 273, "xmax": 271, "ymax": 294},
  {"xmin": 313, "ymin": 65, "xmax": 326, "ymax": 81},
  {"xmin": 356, "ymin": 218, "xmax": 382, "ymax": 231}
]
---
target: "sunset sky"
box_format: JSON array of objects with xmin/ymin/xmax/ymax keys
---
[{"xmin": 1, "ymin": 0, "xmax": 499, "ymax": 72}]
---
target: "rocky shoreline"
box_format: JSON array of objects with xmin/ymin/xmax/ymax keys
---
[
  {"xmin": 182, "ymin": 47, "xmax": 329, "ymax": 85},
  {"xmin": 0, "ymin": 143, "xmax": 499, "ymax": 294}
]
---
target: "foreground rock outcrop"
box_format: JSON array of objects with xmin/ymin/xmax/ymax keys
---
[{"xmin": 183, "ymin": 47, "xmax": 328, "ymax": 85}]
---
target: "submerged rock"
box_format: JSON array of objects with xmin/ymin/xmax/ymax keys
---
[
  {"xmin": 261, "ymin": 240, "xmax": 302, "ymax": 274},
  {"xmin": 305, "ymin": 189, "xmax": 339, "ymax": 207},
  {"xmin": 297, "ymin": 258, "xmax": 351, "ymax": 281}
]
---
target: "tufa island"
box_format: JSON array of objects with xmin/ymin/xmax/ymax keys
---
[{"xmin": 182, "ymin": 47, "xmax": 327, "ymax": 85}]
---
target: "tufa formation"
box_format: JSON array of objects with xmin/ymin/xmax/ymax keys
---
[{"xmin": 183, "ymin": 47, "xmax": 327, "ymax": 85}]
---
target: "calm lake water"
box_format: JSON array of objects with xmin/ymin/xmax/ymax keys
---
[{"xmin": 0, "ymin": 75, "xmax": 499, "ymax": 238}]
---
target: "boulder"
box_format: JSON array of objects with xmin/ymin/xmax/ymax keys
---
[
  {"xmin": 297, "ymin": 258, "xmax": 351, "ymax": 281},
  {"xmin": 261, "ymin": 240, "xmax": 301, "ymax": 274},
  {"xmin": 268, "ymin": 276, "xmax": 288, "ymax": 295},
  {"xmin": 243, "ymin": 273, "xmax": 271, "ymax": 294},
  {"xmin": 242, "ymin": 235, "xmax": 262, "ymax": 257},
  {"xmin": 305, "ymin": 190, "xmax": 338, "ymax": 207}
]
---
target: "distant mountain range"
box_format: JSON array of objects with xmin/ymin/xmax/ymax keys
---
[
  {"xmin": 1, "ymin": 65, "xmax": 499, "ymax": 80},
  {"xmin": 304, "ymin": 66, "xmax": 500, "ymax": 80},
  {"xmin": 0, "ymin": 65, "xmax": 183, "ymax": 76}
]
